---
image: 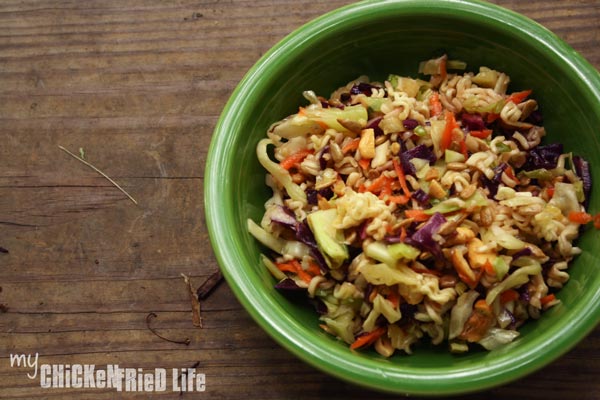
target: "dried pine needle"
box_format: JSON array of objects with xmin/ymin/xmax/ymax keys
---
[{"xmin": 58, "ymin": 145, "xmax": 138, "ymax": 205}]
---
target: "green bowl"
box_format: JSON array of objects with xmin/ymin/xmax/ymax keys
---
[{"xmin": 205, "ymin": 0, "xmax": 600, "ymax": 395}]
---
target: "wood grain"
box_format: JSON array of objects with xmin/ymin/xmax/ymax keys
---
[{"xmin": 0, "ymin": 1, "xmax": 598, "ymax": 399}]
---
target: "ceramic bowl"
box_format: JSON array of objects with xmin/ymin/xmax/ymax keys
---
[{"xmin": 205, "ymin": 0, "xmax": 600, "ymax": 395}]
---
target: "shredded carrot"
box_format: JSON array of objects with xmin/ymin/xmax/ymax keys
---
[
  {"xmin": 508, "ymin": 89, "xmax": 532, "ymax": 105},
  {"xmin": 500, "ymin": 289, "xmax": 520, "ymax": 304},
  {"xmin": 381, "ymin": 180, "xmax": 393, "ymax": 196},
  {"xmin": 486, "ymin": 113, "xmax": 500, "ymax": 123},
  {"xmin": 504, "ymin": 165, "xmax": 517, "ymax": 181},
  {"xmin": 540, "ymin": 293, "xmax": 556, "ymax": 306},
  {"xmin": 296, "ymin": 269, "xmax": 313, "ymax": 284},
  {"xmin": 469, "ymin": 129, "xmax": 493, "ymax": 139},
  {"xmin": 568, "ymin": 211, "xmax": 593, "ymax": 224},
  {"xmin": 342, "ymin": 137, "xmax": 360, "ymax": 154},
  {"xmin": 429, "ymin": 92, "xmax": 443, "ymax": 117},
  {"xmin": 386, "ymin": 195, "xmax": 410, "ymax": 205},
  {"xmin": 366, "ymin": 175, "xmax": 406, "ymax": 201},
  {"xmin": 441, "ymin": 110, "xmax": 458, "ymax": 153},
  {"xmin": 366, "ymin": 174, "xmax": 392, "ymax": 193},
  {"xmin": 276, "ymin": 260, "xmax": 313, "ymax": 284},
  {"xmin": 399, "ymin": 226, "xmax": 408, "ymax": 242},
  {"xmin": 404, "ymin": 209, "xmax": 430, "ymax": 222},
  {"xmin": 458, "ymin": 266, "xmax": 483, "ymax": 290},
  {"xmin": 276, "ymin": 262, "xmax": 298, "ymax": 274},
  {"xmin": 392, "ymin": 158, "xmax": 411, "ymax": 197},
  {"xmin": 306, "ymin": 261, "xmax": 322, "ymax": 277},
  {"xmin": 387, "ymin": 291, "xmax": 400, "ymax": 309},
  {"xmin": 297, "ymin": 107, "xmax": 307, "ymax": 116},
  {"xmin": 483, "ymin": 259, "xmax": 495, "ymax": 276},
  {"xmin": 358, "ymin": 158, "xmax": 371, "ymax": 170},
  {"xmin": 378, "ymin": 186, "xmax": 392, "ymax": 200},
  {"xmin": 315, "ymin": 120, "xmax": 329, "ymax": 130},
  {"xmin": 280, "ymin": 149, "xmax": 313, "ymax": 170},
  {"xmin": 546, "ymin": 186, "xmax": 555, "ymax": 199},
  {"xmin": 594, "ymin": 213, "xmax": 600, "ymax": 229},
  {"xmin": 477, "ymin": 299, "xmax": 491, "ymax": 311},
  {"xmin": 368, "ymin": 287, "xmax": 379, "ymax": 303},
  {"xmin": 439, "ymin": 57, "xmax": 447, "ymax": 82},
  {"xmin": 350, "ymin": 326, "xmax": 387, "ymax": 350}
]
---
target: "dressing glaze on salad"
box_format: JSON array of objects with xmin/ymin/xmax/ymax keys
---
[{"xmin": 248, "ymin": 55, "xmax": 593, "ymax": 355}]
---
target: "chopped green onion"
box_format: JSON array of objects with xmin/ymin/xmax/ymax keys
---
[
  {"xmin": 416, "ymin": 86, "xmax": 433, "ymax": 102},
  {"xmin": 495, "ymin": 142, "xmax": 511, "ymax": 153},
  {"xmin": 447, "ymin": 60, "xmax": 467, "ymax": 70},
  {"xmin": 414, "ymin": 125, "xmax": 427, "ymax": 137},
  {"xmin": 387, "ymin": 74, "xmax": 400, "ymax": 88},
  {"xmin": 523, "ymin": 168, "xmax": 554, "ymax": 181}
]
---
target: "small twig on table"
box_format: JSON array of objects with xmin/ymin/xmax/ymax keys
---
[
  {"xmin": 145, "ymin": 312, "xmax": 190, "ymax": 345},
  {"xmin": 58, "ymin": 145, "xmax": 138, "ymax": 205},
  {"xmin": 196, "ymin": 269, "xmax": 223, "ymax": 300},
  {"xmin": 181, "ymin": 274, "xmax": 203, "ymax": 328}
]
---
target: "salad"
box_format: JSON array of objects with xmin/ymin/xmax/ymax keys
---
[{"xmin": 248, "ymin": 55, "xmax": 593, "ymax": 355}]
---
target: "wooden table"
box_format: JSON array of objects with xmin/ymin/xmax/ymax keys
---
[{"xmin": 0, "ymin": 1, "xmax": 598, "ymax": 398}]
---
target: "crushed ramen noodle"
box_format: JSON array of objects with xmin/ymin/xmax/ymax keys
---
[{"xmin": 247, "ymin": 55, "xmax": 593, "ymax": 355}]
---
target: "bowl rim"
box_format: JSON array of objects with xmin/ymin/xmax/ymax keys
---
[{"xmin": 205, "ymin": 0, "xmax": 600, "ymax": 395}]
